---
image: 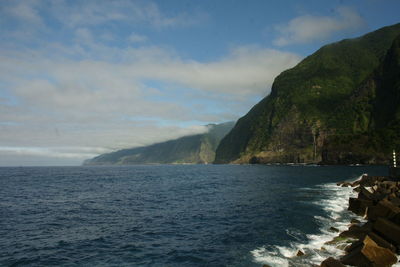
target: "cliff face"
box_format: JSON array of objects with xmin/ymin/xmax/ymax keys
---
[
  {"xmin": 84, "ymin": 121, "xmax": 234, "ymax": 165},
  {"xmin": 215, "ymin": 23, "xmax": 400, "ymax": 164},
  {"xmin": 322, "ymin": 33, "xmax": 400, "ymax": 164}
]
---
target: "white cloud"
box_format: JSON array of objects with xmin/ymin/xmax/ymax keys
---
[
  {"xmin": 128, "ymin": 33, "xmax": 148, "ymax": 43},
  {"xmin": 0, "ymin": 43, "xmax": 300, "ymax": 164},
  {"xmin": 1, "ymin": 44, "xmax": 300, "ymax": 114},
  {"xmin": 0, "ymin": 146, "xmax": 109, "ymax": 159},
  {"xmin": 74, "ymin": 28, "xmax": 93, "ymax": 44},
  {"xmin": 134, "ymin": 45, "xmax": 301, "ymax": 96},
  {"xmin": 273, "ymin": 7, "xmax": 366, "ymax": 46}
]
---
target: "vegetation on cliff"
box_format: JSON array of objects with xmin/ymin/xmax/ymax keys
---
[
  {"xmin": 215, "ymin": 23, "xmax": 400, "ymax": 164},
  {"xmin": 84, "ymin": 121, "xmax": 234, "ymax": 165}
]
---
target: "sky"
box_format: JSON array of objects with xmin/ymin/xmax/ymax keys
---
[{"xmin": 0, "ymin": 0, "xmax": 399, "ymax": 166}]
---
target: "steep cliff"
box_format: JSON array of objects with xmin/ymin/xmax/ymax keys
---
[
  {"xmin": 215, "ymin": 23, "xmax": 400, "ymax": 164},
  {"xmin": 322, "ymin": 33, "xmax": 400, "ymax": 164}
]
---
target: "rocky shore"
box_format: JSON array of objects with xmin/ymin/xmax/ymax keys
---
[{"xmin": 318, "ymin": 174, "xmax": 400, "ymax": 266}]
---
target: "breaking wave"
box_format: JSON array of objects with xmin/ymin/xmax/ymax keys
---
[{"xmin": 251, "ymin": 174, "xmax": 366, "ymax": 266}]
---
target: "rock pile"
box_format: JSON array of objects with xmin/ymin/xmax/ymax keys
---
[{"xmin": 320, "ymin": 174, "xmax": 400, "ymax": 266}]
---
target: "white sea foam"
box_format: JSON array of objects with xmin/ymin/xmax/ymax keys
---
[
  {"xmin": 251, "ymin": 174, "xmax": 367, "ymax": 266},
  {"xmin": 251, "ymin": 247, "xmax": 289, "ymax": 267}
]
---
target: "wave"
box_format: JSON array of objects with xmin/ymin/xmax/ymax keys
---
[{"xmin": 251, "ymin": 174, "xmax": 365, "ymax": 266}]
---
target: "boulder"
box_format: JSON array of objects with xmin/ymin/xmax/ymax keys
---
[
  {"xmin": 374, "ymin": 181, "xmax": 400, "ymax": 197},
  {"xmin": 387, "ymin": 195, "xmax": 400, "ymax": 206},
  {"xmin": 359, "ymin": 186, "xmax": 385, "ymax": 203},
  {"xmin": 381, "ymin": 181, "xmax": 398, "ymax": 188},
  {"xmin": 320, "ymin": 257, "xmax": 345, "ymax": 267},
  {"xmin": 341, "ymin": 245, "xmax": 372, "ymax": 266},
  {"xmin": 392, "ymin": 212, "xmax": 400, "ymax": 225},
  {"xmin": 345, "ymin": 239, "xmax": 363, "ymax": 253},
  {"xmin": 361, "ymin": 236, "xmax": 397, "ymax": 266},
  {"xmin": 340, "ymin": 223, "xmax": 372, "ymax": 239},
  {"xmin": 367, "ymin": 199, "xmax": 400, "ymax": 221},
  {"xmin": 351, "ymin": 218, "xmax": 361, "ymax": 224},
  {"xmin": 359, "ymin": 176, "xmax": 387, "ymax": 187},
  {"xmin": 373, "ymin": 217, "xmax": 400, "ymax": 246},
  {"xmin": 296, "ymin": 249, "xmax": 305, "ymax": 256},
  {"xmin": 368, "ymin": 231, "xmax": 396, "ymax": 252},
  {"xmin": 329, "ymin": 227, "xmax": 340, "ymax": 232},
  {"xmin": 341, "ymin": 235, "xmax": 397, "ymax": 266},
  {"xmin": 353, "ymin": 186, "xmax": 361, "ymax": 193},
  {"xmin": 358, "ymin": 187, "xmax": 376, "ymax": 201},
  {"xmin": 348, "ymin": 198, "xmax": 373, "ymax": 216}
]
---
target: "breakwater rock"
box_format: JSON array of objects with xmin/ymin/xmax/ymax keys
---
[{"xmin": 321, "ymin": 174, "xmax": 400, "ymax": 266}]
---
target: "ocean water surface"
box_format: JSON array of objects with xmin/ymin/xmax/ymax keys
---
[{"xmin": 0, "ymin": 165, "xmax": 386, "ymax": 266}]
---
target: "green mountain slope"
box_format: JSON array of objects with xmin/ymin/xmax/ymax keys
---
[
  {"xmin": 215, "ymin": 23, "xmax": 400, "ymax": 164},
  {"xmin": 84, "ymin": 121, "xmax": 234, "ymax": 165},
  {"xmin": 322, "ymin": 33, "xmax": 400, "ymax": 164}
]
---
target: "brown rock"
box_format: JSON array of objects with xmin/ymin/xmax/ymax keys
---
[
  {"xmin": 348, "ymin": 197, "xmax": 373, "ymax": 216},
  {"xmin": 340, "ymin": 244, "xmax": 372, "ymax": 266},
  {"xmin": 368, "ymin": 231, "xmax": 396, "ymax": 252},
  {"xmin": 392, "ymin": 212, "xmax": 400, "ymax": 225},
  {"xmin": 340, "ymin": 223, "xmax": 372, "ymax": 239},
  {"xmin": 296, "ymin": 249, "xmax": 305, "ymax": 256},
  {"xmin": 358, "ymin": 186, "xmax": 385, "ymax": 203},
  {"xmin": 367, "ymin": 199, "xmax": 400, "ymax": 221},
  {"xmin": 345, "ymin": 239, "xmax": 362, "ymax": 253},
  {"xmin": 361, "ymin": 236, "xmax": 397, "ymax": 266},
  {"xmin": 353, "ymin": 186, "xmax": 361, "ymax": 193},
  {"xmin": 381, "ymin": 181, "xmax": 398, "ymax": 188},
  {"xmin": 341, "ymin": 235, "xmax": 397, "ymax": 266},
  {"xmin": 388, "ymin": 196, "xmax": 400, "ymax": 207},
  {"xmin": 329, "ymin": 227, "xmax": 340, "ymax": 232},
  {"xmin": 358, "ymin": 186, "xmax": 375, "ymax": 201},
  {"xmin": 351, "ymin": 218, "xmax": 361, "ymax": 224},
  {"xmin": 359, "ymin": 175, "xmax": 387, "ymax": 187},
  {"xmin": 373, "ymin": 217, "xmax": 400, "ymax": 246},
  {"xmin": 320, "ymin": 257, "xmax": 345, "ymax": 267},
  {"xmin": 262, "ymin": 265, "xmax": 272, "ymax": 267}
]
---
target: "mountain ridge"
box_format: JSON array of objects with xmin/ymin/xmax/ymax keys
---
[
  {"xmin": 215, "ymin": 23, "xmax": 400, "ymax": 164},
  {"xmin": 84, "ymin": 121, "xmax": 234, "ymax": 165}
]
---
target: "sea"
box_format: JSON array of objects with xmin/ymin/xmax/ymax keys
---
[{"xmin": 0, "ymin": 164, "xmax": 387, "ymax": 266}]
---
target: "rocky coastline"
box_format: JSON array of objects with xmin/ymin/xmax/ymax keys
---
[
  {"xmin": 261, "ymin": 173, "xmax": 400, "ymax": 267},
  {"xmin": 319, "ymin": 174, "xmax": 400, "ymax": 266}
]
